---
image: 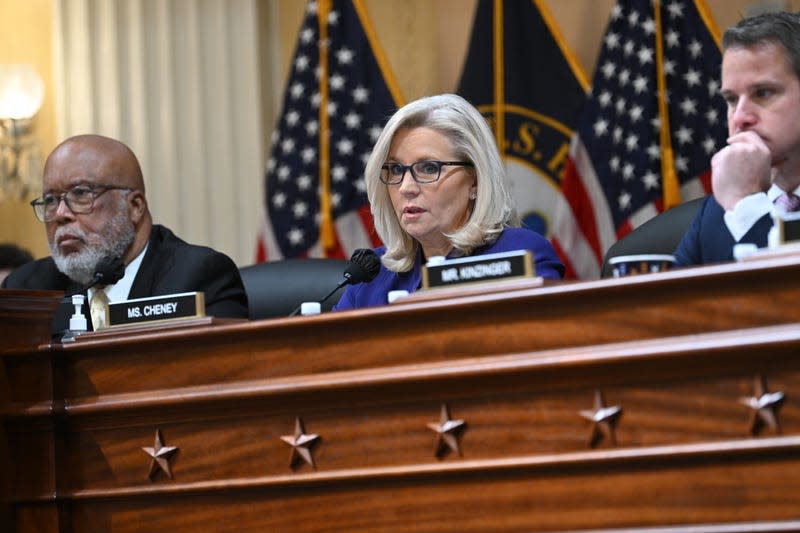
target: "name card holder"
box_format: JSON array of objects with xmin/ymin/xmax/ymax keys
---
[
  {"xmin": 422, "ymin": 250, "xmax": 534, "ymax": 289},
  {"xmin": 107, "ymin": 292, "xmax": 205, "ymax": 329},
  {"xmin": 774, "ymin": 211, "xmax": 800, "ymax": 245}
]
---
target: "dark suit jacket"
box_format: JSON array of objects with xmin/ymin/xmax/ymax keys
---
[
  {"xmin": 674, "ymin": 195, "xmax": 773, "ymax": 266},
  {"xmin": 1, "ymin": 224, "xmax": 249, "ymax": 334}
]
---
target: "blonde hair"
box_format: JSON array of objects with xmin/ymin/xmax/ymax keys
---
[{"xmin": 366, "ymin": 94, "xmax": 518, "ymax": 272}]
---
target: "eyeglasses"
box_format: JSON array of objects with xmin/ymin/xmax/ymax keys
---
[
  {"xmin": 30, "ymin": 184, "xmax": 132, "ymax": 222},
  {"xmin": 379, "ymin": 160, "xmax": 474, "ymax": 185}
]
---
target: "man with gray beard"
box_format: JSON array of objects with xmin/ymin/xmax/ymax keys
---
[{"xmin": 2, "ymin": 134, "xmax": 249, "ymax": 334}]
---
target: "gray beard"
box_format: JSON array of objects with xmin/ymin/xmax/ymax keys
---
[{"xmin": 50, "ymin": 209, "xmax": 136, "ymax": 285}]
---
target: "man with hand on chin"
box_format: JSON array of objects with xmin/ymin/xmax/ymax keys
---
[
  {"xmin": 674, "ymin": 11, "xmax": 800, "ymax": 265},
  {"xmin": 2, "ymin": 134, "xmax": 248, "ymax": 332}
]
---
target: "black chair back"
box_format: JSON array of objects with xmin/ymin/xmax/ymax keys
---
[
  {"xmin": 600, "ymin": 196, "xmax": 705, "ymax": 278},
  {"xmin": 239, "ymin": 258, "xmax": 350, "ymax": 319}
]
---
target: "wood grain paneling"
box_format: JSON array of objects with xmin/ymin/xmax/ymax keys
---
[{"xmin": 3, "ymin": 255, "xmax": 800, "ymax": 531}]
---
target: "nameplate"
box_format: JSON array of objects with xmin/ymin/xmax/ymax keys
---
[
  {"xmin": 776, "ymin": 211, "xmax": 800, "ymax": 245},
  {"xmin": 422, "ymin": 250, "xmax": 534, "ymax": 289},
  {"xmin": 107, "ymin": 292, "xmax": 205, "ymax": 328}
]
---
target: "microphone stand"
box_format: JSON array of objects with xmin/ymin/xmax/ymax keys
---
[
  {"xmin": 287, "ymin": 248, "xmax": 379, "ymax": 317},
  {"xmin": 288, "ymin": 281, "xmax": 345, "ymax": 317}
]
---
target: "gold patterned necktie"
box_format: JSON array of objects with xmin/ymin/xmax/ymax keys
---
[{"xmin": 89, "ymin": 289, "xmax": 109, "ymax": 330}]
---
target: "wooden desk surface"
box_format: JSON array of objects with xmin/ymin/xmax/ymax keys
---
[{"xmin": 2, "ymin": 254, "xmax": 800, "ymax": 532}]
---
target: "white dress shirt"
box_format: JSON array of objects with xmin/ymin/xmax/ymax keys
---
[
  {"xmin": 87, "ymin": 244, "xmax": 148, "ymax": 304},
  {"xmin": 723, "ymin": 184, "xmax": 800, "ymax": 241}
]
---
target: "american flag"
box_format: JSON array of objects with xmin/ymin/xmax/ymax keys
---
[
  {"xmin": 553, "ymin": 0, "xmax": 728, "ymax": 279},
  {"xmin": 255, "ymin": 0, "xmax": 402, "ymax": 261}
]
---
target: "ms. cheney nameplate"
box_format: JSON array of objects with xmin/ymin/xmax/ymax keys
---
[
  {"xmin": 422, "ymin": 250, "xmax": 534, "ymax": 289},
  {"xmin": 107, "ymin": 292, "xmax": 205, "ymax": 328}
]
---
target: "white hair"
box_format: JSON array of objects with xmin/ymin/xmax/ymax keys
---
[{"xmin": 365, "ymin": 93, "xmax": 518, "ymax": 272}]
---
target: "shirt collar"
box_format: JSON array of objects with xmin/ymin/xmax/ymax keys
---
[
  {"xmin": 768, "ymin": 183, "xmax": 800, "ymax": 202},
  {"xmin": 88, "ymin": 243, "xmax": 148, "ymax": 303}
]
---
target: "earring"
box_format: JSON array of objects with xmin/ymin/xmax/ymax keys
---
[{"xmin": 469, "ymin": 192, "xmax": 477, "ymax": 200}]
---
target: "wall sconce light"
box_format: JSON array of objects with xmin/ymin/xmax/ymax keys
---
[{"xmin": 0, "ymin": 64, "xmax": 44, "ymax": 202}]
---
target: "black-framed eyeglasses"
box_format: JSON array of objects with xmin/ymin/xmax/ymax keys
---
[
  {"xmin": 379, "ymin": 160, "xmax": 474, "ymax": 185},
  {"xmin": 30, "ymin": 184, "xmax": 132, "ymax": 222}
]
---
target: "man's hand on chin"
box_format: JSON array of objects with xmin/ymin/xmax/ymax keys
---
[{"xmin": 711, "ymin": 131, "xmax": 772, "ymax": 211}]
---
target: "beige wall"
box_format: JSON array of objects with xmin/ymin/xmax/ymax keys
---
[
  {"xmin": 274, "ymin": 0, "xmax": 800, "ymax": 103},
  {"xmin": 3, "ymin": 0, "xmax": 800, "ymax": 261},
  {"xmin": 0, "ymin": 0, "xmax": 54, "ymax": 258}
]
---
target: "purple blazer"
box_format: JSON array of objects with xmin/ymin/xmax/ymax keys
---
[{"xmin": 333, "ymin": 227, "xmax": 564, "ymax": 311}]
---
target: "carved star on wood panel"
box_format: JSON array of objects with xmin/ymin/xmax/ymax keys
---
[
  {"xmin": 580, "ymin": 390, "xmax": 623, "ymax": 448},
  {"xmin": 427, "ymin": 404, "xmax": 466, "ymax": 459},
  {"xmin": 740, "ymin": 374, "xmax": 785, "ymax": 436},
  {"xmin": 142, "ymin": 429, "xmax": 179, "ymax": 480},
  {"xmin": 280, "ymin": 417, "xmax": 320, "ymax": 470}
]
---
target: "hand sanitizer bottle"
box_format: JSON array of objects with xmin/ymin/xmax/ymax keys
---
[{"xmin": 69, "ymin": 294, "xmax": 88, "ymax": 332}]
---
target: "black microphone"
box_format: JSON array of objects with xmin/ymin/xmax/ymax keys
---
[
  {"xmin": 289, "ymin": 248, "xmax": 380, "ymax": 316},
  {"xmin": 65, "ymin": 255, "xmax": 125, "ymax": 297},
  {"xmin": 86, "ymin": 255, "xmax": 125, "ymax": 289},
  {"xmin": 340, "ymin": 248, "xmax": 381, "ymax": 286},
  {"xmin": 57, "ymin": 255, "xmax": 126, "ymax": 337}
]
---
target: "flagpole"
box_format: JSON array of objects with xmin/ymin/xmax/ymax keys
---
[
  {"xmin": 492, "ymin": 0, "xmax": 505, "ymax": 155},
  {"xmin": 533, "ymin": 0, "xmax": 589, "ymax": 91},
  {"xmin": 654, "ymin": 0, "xmax": 680, "ymax": 209},
  {"xmin": 352, "ymin": 0, "xmax": 405, "ymax": 107},
  {"xmin": 318, "ymin": 0, "xmax": 337, "ymax": 256},
  {"xmin": 694, "ymin": 0, "xmax": 722, "ymax": 47}
]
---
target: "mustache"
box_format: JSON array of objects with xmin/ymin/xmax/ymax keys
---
[{"xmin": 54, "ymin": 226, "xmax": 88, "ymax": 247}]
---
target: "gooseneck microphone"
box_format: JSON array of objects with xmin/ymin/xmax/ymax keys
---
[
  {"xmin": 60, "ymin": 255, "xmax": 126, "ymax": 338},
  {"xmin": 289, "ymin": 248, "xmax": 380, "ymax": 317},
  {"xmin": 340, "ymin": 248, "xmax": 381, "ymax": 287},
  {"xmin": 65, "ymin": 255, "xmax": 126, "ymax": 297},
  {"xmin": 85, "ymin": 255, "xmax": 126, "ymax": 290}
]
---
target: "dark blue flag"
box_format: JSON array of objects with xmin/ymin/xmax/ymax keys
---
[{"xmin": 457, "ymin": 0, "xmax": 589, "ymax": 267}]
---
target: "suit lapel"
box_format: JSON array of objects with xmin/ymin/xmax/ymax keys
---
[
  {"xmin": 129, "ymin": 225, "xmax": 175, "ymax": 299},
  {"xmin": 704, "ymin": 198, "xmax": 771, "ymax": 262}
]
